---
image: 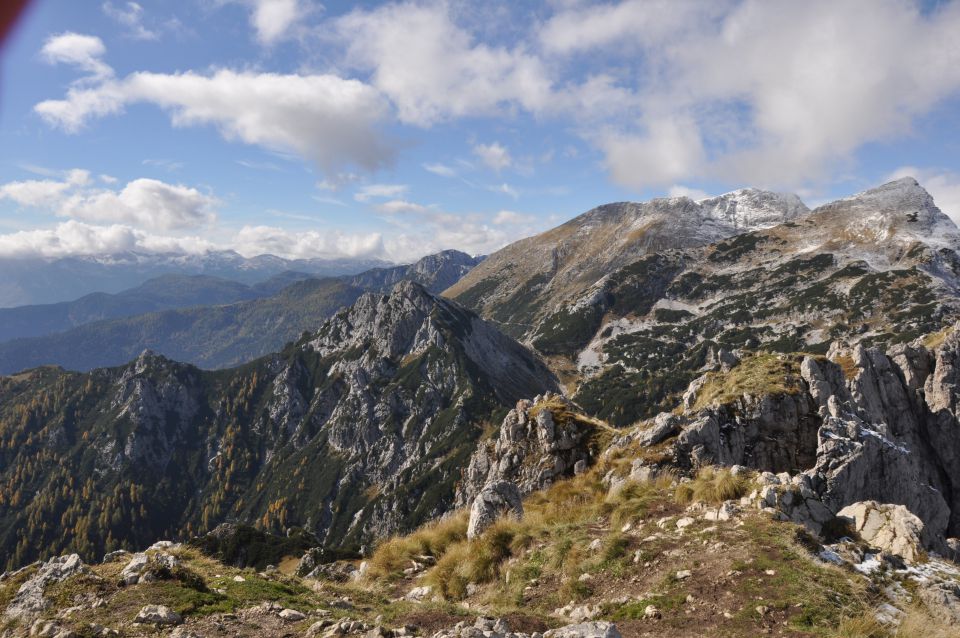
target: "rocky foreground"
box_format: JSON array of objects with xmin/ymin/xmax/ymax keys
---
[{"xmin": 5, "ymin": 328, "xmax": 960, "ymax": 637}]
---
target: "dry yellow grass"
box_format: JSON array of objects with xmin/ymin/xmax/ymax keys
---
[
  {"xmin": 674, "ymin": 467, "xmax": 752, "ymax": 505},
  {"xmin": 367, "ymin": 511, "xmax": 468, "ymax": 579},
  {"xmin": 922, "ymin": 326, "xmax": 954, "ymax": 350},
  {"xmin": 692, "ymin": 353, "xmax": 803, "ymax": 409}
]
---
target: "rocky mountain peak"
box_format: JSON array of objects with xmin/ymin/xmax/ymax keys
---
[
  {"xmin": 698, "ymin": 188, "xmax": 810, "ymax": 230},
  {"xmin": 812, "ymin": 177, "xmax": 958, "ymax": 244}
]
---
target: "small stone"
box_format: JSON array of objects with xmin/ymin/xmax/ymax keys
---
[
  {"xmin": 764, "ymin": 569, "xmax": 776, "ymax": 576},
  {"xmin": 675, "ymin": 570, "xmax": 692, "ymax": 580},
  {"xmin": 133, "ymin": 605, "xmax": 182, "ymax": 626},
  {"xmin": 756, "ymin": 605, "xmax": 770, "ymax": 616},
  {"xmin": 279, "ymin": 608, "xmax": 306, "ymax": 621},
  {"xmin": 643, "ymin": 605, "xmax": 661, "ymax": 620},
  {"xmin": 233, "ymin": 575, "xmax": 246, "ymax": 582},
  {"xmin": 675, "ymin": 517, "xmax": 695, "ymax": 530}
]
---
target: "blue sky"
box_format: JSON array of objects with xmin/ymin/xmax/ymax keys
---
[{"xmin": 1, "ymin": 0, "xmax": 960, "ymax": 263}]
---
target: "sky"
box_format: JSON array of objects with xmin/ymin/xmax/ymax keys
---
[{"xmin": 1, "ymin": 0, "xmax": 960, "ymax": 264}]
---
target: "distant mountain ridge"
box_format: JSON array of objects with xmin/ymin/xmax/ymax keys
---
[
  {"xmin": 0, "ymin": 274, "xmax": 268, "ymax": 343},
  {"xmin": 449, "ymin": 177, "xmax": 960, "ymax": 425},
  {"xmin": 0, "ymin": 250, "xmax": 483, "ymax": 374},
  {"xmin": 445, "ymin": 187, "xmax": 809, "ymax": 339},
  {"xmin": 0, "ymin": 250, "xmax": 395, "ymax": 308}
]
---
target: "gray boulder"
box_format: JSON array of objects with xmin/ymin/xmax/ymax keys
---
[
  {"xmin": 467, "ymin": 481, "xmax": 523, "ymax": 539},
  {"xmin": 134, "ymin": 604, "xmax": 182, "ymax": 625},
  {"xmin": 545, "ymin": 622, "xmax": 622, "ymax": 638},
  {"xmin": 636, "ymin": 413, "xmax": 681, "ymax": 447},
  {"xmin": 3, "ymin": 554, "xmax": 86, "ymax": 619},
  {"xmin": 837, "ymin": 501, "xmax": 925, "ymax": 562}
]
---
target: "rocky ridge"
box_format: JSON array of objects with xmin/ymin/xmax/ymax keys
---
[
  {"xmin": 445, "ymin": 188, "xmax": 808, "ymax": 340},
  {"xmin": 0, "ymin": 282, "xmax": 556, "ymax": 569},
  {"xmin": 525, "ymin": 178, "xmax": 960, "ymax": 425}
]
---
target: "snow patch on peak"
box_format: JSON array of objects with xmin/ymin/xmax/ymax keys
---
[
  {"xmin": 842, "ymin": 177, "xmax": 937, "ymax": 214},
  {"xmin": 698, "ymin": 188, "xmax": 810, "ymax": 231}
]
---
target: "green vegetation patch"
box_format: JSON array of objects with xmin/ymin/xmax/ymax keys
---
[{"xmin": 692, "ymin": 353, "xmax": 803, "ymax": 410}]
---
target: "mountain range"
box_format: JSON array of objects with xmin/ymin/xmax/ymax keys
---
[
  {"xmin": 0, "ymin": 250, "xmax": 482, "ymax": 373},
  {"xmin": 0, "ymin": 251, "xmax": 395, "ymax": 309},
  {"xmin": 2, "ymin": 178, "xmax": 960, "ymax": 636}
]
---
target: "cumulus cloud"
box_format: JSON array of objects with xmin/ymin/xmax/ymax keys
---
[
  {"xmin": 0, "ymin": 171, "xmax": 218, "ymax": 231},
  {"xmin": 588, "ymin": 0, "xmax": 960, "ymax": 189},
  {"xmin": 473, "ymin": 142, "xmax": 512, "ymax": 172},
  {"xmin": 58, "ymin": 179, "xmax": 218, "ymax": 231},
  {"xmin": 0, "ymin": 220, "xmax": 215, "ymax": 260},
  {"xmin": 102, "ymin": 2, "xmax": 158, "ymax": 41},
  {"xmin": 0, "ymin": 169, "xmax": 90, "ymax": 207},
  {"xmin": 251, "ymin": 0, "xmax": 307, "ymax": 44},
  {"xmin": 35, "ymin": 68, "xmax": 395, "ymax": 175},
  {"xmin": 888, "ymin": 166, "xmax": 960, "ymax": 225},
  {"xmin": 331, "ymin": 2, "xmax": 553, "ymax": 126},
  {"xmin": 40, "ymin": 32, "xmax": 112, "ymax": 80}
]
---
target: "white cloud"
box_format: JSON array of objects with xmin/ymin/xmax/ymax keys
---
[
  {"xmin": 36, "ymin": 68, "xmax": 395, "ymax": 175},
  {"xmin": 331, "ymin": 2, "xmax": 553, "ymax": 126},
  {"xmin": 40, "ymin": 32, "xmax": 112, "ymax": 80},
  {"xmin": 492, "ymin": 210, "xmax": 534, "ymax": 225},
  {"xmin": 0, "ymin": 171, "xmax": 218, "ymax": 232},
  {"xmin": 0, "ymin": 220, "xmax": 215, "ymax": 260},
  {"xmin": 667, "ymin": 185, "xmax": 711, "ymax": 201},
  {"xmin": 488, "ymin": 183, "xmax": 520, "ymax": 199},
  {"xmin": 0, "ymin": 169, "xmax": 90, "ymax": 208},
  {"xmin": 102, "ymin": 2, "xmax": 158, "ymax": 41},
  {"xmin": 473, "ymin": 142, "xmax": 512, "ymax": 172},
  {"xmin": 601, "ymin": 115, "xmax": 706, "ymax": 188},
  {"xmin": 58, "ymin": 178, "xmax": 218, "ymax": 231},
  {"xmin": 539, "ymin": 0, "xmax": 722, "ymax": 55},
  {"xmin": 423, "ymin": 162, "xmax": 457, "ymax": 178},
  {"xmin": 246, "ymin": 0, "xmax": 308, "ymax": 45},
  {"xmin": 142, "ymin": 158, "xmax": 184, "ymax": 172},
  {"xmin": 99, "ymin": 174, "xmax": 118, "ymax": 184},
  {"xmin": 232, "ymin": 224, "xmax": 385, "ymax": 259},
  {"xmin": 888, "ymin": 166, "xmax": 960, "ymax": 225},
  {"xmin": 354, "ymin": 183, "xmax": 408, "ymax": 202},
  {"xmin": 536, "ymin": 0, "xmax": 960, "ymax": 190},
  {"xmin": 374, "ymin": 199, "xmax": 432, "ymax": 216}
]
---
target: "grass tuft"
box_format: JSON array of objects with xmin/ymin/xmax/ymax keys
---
[
  {"xmin": 692, "ymin": 353, "xmax": 803, "ymax": 409},
  {"xmin": 367, "ymin": 511, "xmax": 468, "ymax": 579},
  {"xmin": 674, "ymin": 467, "xmax": 752, "ymax": 505}
]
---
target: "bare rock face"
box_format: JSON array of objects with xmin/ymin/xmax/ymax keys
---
[
  {"xmin": 672, "ymin": 392, "xmax": 821, "ymax": 473},
  {"xmin": 837, "ymin": 501, "xmax": 925, "ymax": 562},
  {"xmin": 639, "ymin": 324, "xmax": 960, "ymax": 557},
  {"xmin": 467, "ymin": 481, "xmax": 523, "ymax": 540},
  {"xmin": 458, "ymin": 395, "xmax": 593, "ymax": 507},
  {"xmin": 3, "ymin": 554, "xmax": 86, "ymax": 619}
]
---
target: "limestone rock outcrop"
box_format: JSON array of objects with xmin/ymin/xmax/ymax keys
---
[
  {"xmin": 637, "ymin": 325, "xmax": 960, "ymax": 557},
  {"xmin": 458, "ymin": 395, "xmax": 594, "ymax": 507},
  {"xmin": 467, "ymin": 481, "xmax": 523, "ymax": 539},
  {"xmin": 3, "ymin": 554, "xmax": 86, "ymax": 619},
  {"xmin": 837, "ymin": 501, "xmax": 925, "ymax": 562}
]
